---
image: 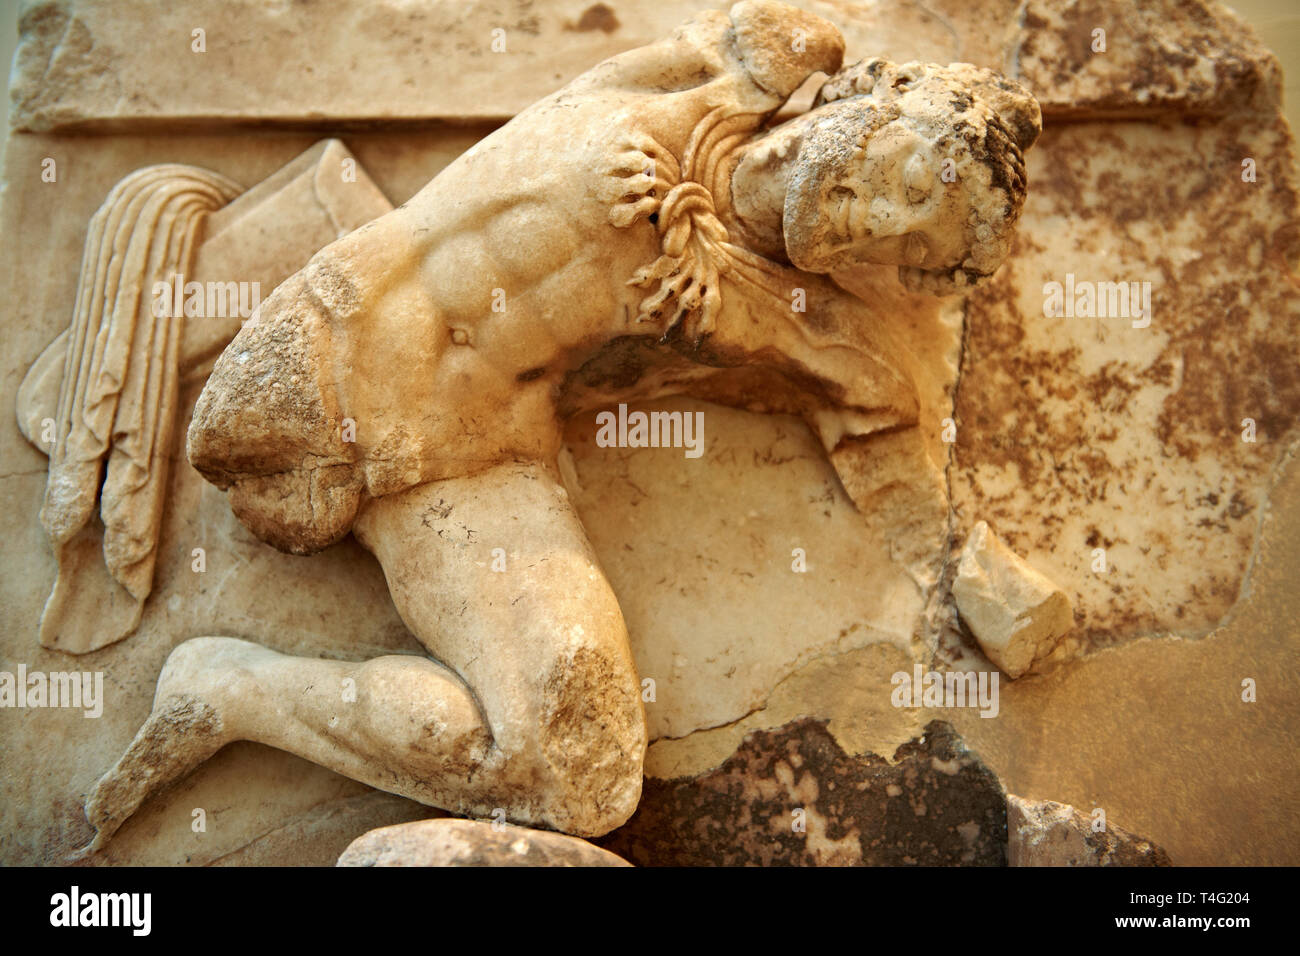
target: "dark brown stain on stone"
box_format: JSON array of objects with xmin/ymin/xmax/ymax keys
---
[
  {"xmin": 953, "ymin": 109, "xmax": 1299, "ymax": 646},
  {"xmin": 1015, "ymin": 0, "xmax": 1278, "ymax": 120},
  {"xmin": 596, "ymin": 719, "xmax": 1007, "ymax": 866},
  {"xmin": 569, "ymin": 3, "xmax": 620, "ymax": 34}
]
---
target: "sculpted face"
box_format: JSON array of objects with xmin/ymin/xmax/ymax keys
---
[
  {"xmin": 793, "ymin": 116, "xmax": 975, "ymax": 274},
  {"xmin": 783, "ymin": 59, "xmax": 1040, "ymax": 293},
  {"xmin": 187, "ymin": 210, "xmax": 436, "ymax": 554}
]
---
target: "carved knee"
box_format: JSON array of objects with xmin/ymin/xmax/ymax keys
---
[
  {"xmin": 533, "ymin": 645, "xmax": 647, "ymax": 837},
  {"xmin": 155, "ymin": 636, "xmax": 264, "ymax": 710}
]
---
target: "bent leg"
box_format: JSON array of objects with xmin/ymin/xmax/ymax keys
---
[
  {"xmin": 351, "ymin": 460, "xmax": 648, "ymax": 834},
  {"xmin": 84, "ymin": 639, "xmax": 489, "ymax": 851},
  {"xmin": 86, "ymin": 460, "xmax": 646, "ymax": 848}
]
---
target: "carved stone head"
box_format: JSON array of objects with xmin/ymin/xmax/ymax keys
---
[{"xmin": 784, "ymin": 58, "xmax": 1042, "ymax": 294}]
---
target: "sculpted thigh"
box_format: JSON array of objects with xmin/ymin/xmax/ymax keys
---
[{"xmin": 352, "ymin": 461, "xmax": 643, "ymax": 759}]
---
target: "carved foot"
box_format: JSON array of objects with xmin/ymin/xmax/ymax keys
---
[
  {"xmin": 78, "ymin": 637, "xmax": 263, "ymax": 855},
  {"xmin": 80, "ymin": 694, "xmax": 226, "ymax": 855}
]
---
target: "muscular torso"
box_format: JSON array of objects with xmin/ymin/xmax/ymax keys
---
[{"xmin": 320, "ymin": 16, "xmax": 917, "ymax": 494}]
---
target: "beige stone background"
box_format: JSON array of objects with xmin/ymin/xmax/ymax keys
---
[
  {"xmin": 1, "ymin": 2, "xmax": 15, "ymax": 147},
  {"xmin": 0, "ymin": 0, "xmax": 1296, "ymax": 866},
  {"xmin": 0, "ymin": 1, "xmax": 1265, "ymax": 144},
  {"xmin": 1233, "ymin": 1, "xmax": 1300, "ymax": 133}
]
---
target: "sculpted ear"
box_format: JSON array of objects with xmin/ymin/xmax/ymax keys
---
[{"xmin": 729, "ymin": 1, "xmax": 844, "ymax": 99}]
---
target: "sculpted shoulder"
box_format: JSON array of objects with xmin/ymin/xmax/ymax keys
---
[{"xmin": 397, "ymin": 0, "xmax": 847, "ymax": 246}]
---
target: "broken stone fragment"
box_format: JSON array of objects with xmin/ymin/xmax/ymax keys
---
[
  {"xmin": 952, "ymin": 521, "xmax": 1073, "ymax": 678},
  {"xmin": 1007, "ymin": 794, "xmax": 1172, "ymax": 867},
  {"xmin": 336, "ymin": 818, "xmax": 632, "ymax": 867}
]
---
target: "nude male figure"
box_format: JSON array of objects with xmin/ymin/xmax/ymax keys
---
[{"xmin": 85, "ymin": 1, "xmax": 1039, "ymax": 849}]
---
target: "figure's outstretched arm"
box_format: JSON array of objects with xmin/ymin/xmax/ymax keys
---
[{"xmin": 571, "ymin": 1, "xmax": 844, "ymax": 108}]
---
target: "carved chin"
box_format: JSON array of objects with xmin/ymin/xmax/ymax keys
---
[{"xmin": 228, "ymin": 465, "xmax": 364, "ymax": 555}]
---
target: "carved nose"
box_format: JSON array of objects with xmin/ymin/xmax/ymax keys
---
[{"xmin": 187, "ymin": 274, "xmax": 339, "ymax": 487}]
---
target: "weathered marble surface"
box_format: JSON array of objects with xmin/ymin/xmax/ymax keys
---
[
  {"xmin": 79, "ymin": 0, "xmax": 1047, "ymax": 850},
  {"xmin": 338, "ymin": 818, "xmax": 631, "ymax": 867},
  {"xmin": 948, "ymin": 108, "xmax": 1299, "ymax": 652},
  {"xmin": 12, "ymin": 0, "xmax": 1278, "ymax": 130},
  {"xmin": 1, "ymin": 0, "xmax": 1296, "ymax": 866},
  {"xmin": 1007, "ymin": 793, "xmax": 1172, "ymax": 866}
]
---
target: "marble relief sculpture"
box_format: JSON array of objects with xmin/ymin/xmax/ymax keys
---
[
  {"xmin": 71, "ymin": 2, "xmax": 1042, "ymax": 848},
  {"xmin": 18, "ymin": 142, "xmax": 393, "ymax": 653},
  {"xmin": 22, "ymin": 167, "xmax": 241, "ymax": 651},
  {"xmin": 6, "ymin": 0, "xmax": 1295, "ymax": 872}
]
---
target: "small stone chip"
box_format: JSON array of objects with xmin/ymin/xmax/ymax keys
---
[{"xmin": 952, "ymin": 521, "xmax": 1073, "ymax": 678}]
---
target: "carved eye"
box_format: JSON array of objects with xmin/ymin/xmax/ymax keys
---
[{"xmin": 829, "ymin": 185, "xmax": 855, "ymax": 203}]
